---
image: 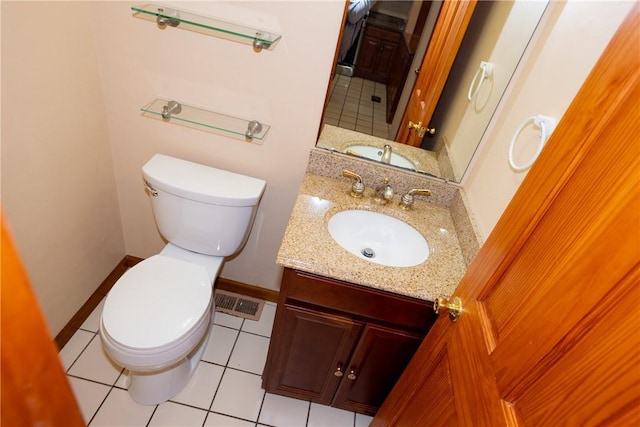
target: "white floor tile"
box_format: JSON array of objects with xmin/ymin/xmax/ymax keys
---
[
  {"xmin": 59, "ymin": 329, "xmax": 95, "ymax": 371},
  {"xmin": 89, "ymin": 388, "xmax": 155, "ymax": 426},
  {"xmin": 170, "ymin": 362, "xmax": 224, "ymax": 410},
  {"xmin": 115, "ymin": 370, "xmax": 129, "ymax": 389},
  {"xmin": 308, "ymin": 403, "xmax": 355, "ymax": 427},
  {"xmin": 228, "ymin": 332, "xmax": 269, "ymax": 375},
  {"xmin": 204, "ymin": 413, "xmax": 254, "ymax": 426},
  {"xmin": 80, "ymin": 298, "xmax": 105, "ymax": 332},
  {"xmin": 356, "ymin": 413, "xmax": 373, "ymax": 427},
  {"xmin": 68, "ymin": 335, "xmax": 123, "ymax": 385},
  {"xmin": 242, "ymin": 302, "xmax": 276, "ymax": 337},
  {"xmin": 211, "ymin": 369, "xmax": 265, "ymax": 421},
  {"xmin": 63, "ymin": 299, "xmax": 371, "ymax": 426},
  {"xmin": 213, "ymin": 310, "xmax": 244, "ymax": 329},
  {"xmin": 258, "ymin": 393, "xmax": 310, "ymax": 427},
  {"xmin": 202, "ymin": 325, "xmax": 239, "ymax": 365},
  {"xmin": 148, "ymin": 401, "xmax": 207, "ymax": 426},
  {"xmin": 67, "ymin": 376, "xmax": 111, "ymax": 424}
]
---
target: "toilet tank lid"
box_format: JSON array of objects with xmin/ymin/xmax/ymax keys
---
[{"xmin": 142, "ymin": 154, "xmax": 266, "ymax": 207}]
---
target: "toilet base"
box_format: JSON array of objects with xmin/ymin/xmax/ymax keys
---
[{"xmin": 126, "ymin": 311, "xmax": 213, "ymax": 405}]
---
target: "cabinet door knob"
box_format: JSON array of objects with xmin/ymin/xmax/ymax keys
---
[
  {"xmin": 334, "ymin": 364, "xmax": 344, "ymax": 377},
  {"xmin": 347, "ymin": 369, "xmax": 357, "ymax": 380}
]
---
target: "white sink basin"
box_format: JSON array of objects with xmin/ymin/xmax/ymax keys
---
[
  {"xmin": 328, "ymin": 210, "xmax": 429, "ymax": 267},
  {"xmin": 344, "ymin": 145, "xmax": 415, "ymax": 170}
]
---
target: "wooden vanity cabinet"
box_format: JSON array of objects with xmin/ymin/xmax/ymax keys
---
[
  {"xmin": 355, "ymin": 25, "xmax": 402, "ymax": 84},
  {"xmin": 262, "ymin": 268, "xmax": 437, "ymax": 416}
]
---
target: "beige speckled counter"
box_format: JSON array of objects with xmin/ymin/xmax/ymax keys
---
[{"xmin": 276, "ymin": 173, "xmax": 470, "ymax": 302}]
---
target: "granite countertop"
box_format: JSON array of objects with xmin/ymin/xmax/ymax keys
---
[
  {"xmin": 276, "ymin": 173, "xmax": 469, "ymax": 302},
  {"xmin": 367, "ymin": 11, "xmax": 406, "ymax": 33}
]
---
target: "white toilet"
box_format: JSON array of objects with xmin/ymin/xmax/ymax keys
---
[{"xmin": 99, "ymin": 154, "xmax": 266, "ymax": 405}]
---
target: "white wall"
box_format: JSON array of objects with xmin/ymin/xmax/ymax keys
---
[
  {"xmin": 89, "ymin": 1, "xmax": 345, "ymax": 291},
  {"xmin": 1, "ymin": 2, "xmax": 125, "ymax": 335},
  {"xmin": 462, "ymin": 0, "xmax": 634, "ymax": 239}
]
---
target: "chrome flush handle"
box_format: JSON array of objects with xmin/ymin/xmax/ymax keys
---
[{"xmin": 144, "ymin": 180, "xmax": 158, "ymax": 197}]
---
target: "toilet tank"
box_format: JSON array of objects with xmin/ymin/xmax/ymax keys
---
[{"xmin": 142, "ymin": 154, "xmax": 266, "ymax": 256}]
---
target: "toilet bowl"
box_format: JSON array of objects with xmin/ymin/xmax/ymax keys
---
[
  {"xmin": 99, "ymin": 154, "xmax": 265, "ymax": 405},
  {"xmin": 100, "ymin": 249, "xmax": 223, "ymax": 404}
]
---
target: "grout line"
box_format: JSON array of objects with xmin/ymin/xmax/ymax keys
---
[
  {"xmin": 305, "ymin": 401, "xmax": 311, "ymax": 427},
  {"xmin": 85, "ymin": 383, "xmax": 115, "ymax": 426},
  {"xmin": 255, "ymin": 391, "xmax": 267, "ymax": 427},
  {"xmin": 65, "ymin": 331, "xmax": 98, "ymax": 374},
  {"xmin": 145, "ymin": 404, "xmax": 159, "ymax": 427}
]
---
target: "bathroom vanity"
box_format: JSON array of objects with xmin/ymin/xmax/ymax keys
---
[
  {"xmin": 262, "ymin": 268, "xmax": 436, "ymax": 416},
  {"xmin": 263, "ymin": 147, "xmax": 481, "ymax": 415}
]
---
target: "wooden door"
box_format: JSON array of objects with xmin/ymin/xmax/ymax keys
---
[
  {"xmin": 396, "ymin": 1, "xmax": 476, "ymax": 146},
  {"xmin": 333, "ymin": 323, "xmax": 423, "ymax": 416},
  {"xmin": 262, "ymin": 305, "xmax": 362, "ymax": 405},
  {"xmin": 372, "ymin": 5, "xmax": 640, "ymax": 425},
  {"xmin": 1, "ymin": 216, "xmax": 85, "ymax": 426}
]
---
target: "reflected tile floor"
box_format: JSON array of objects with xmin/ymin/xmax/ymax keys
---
[{"xmin": 59, "ymin": 299, "xmax": 373, "ymax": 427}]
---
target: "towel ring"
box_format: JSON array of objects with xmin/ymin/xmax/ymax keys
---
[
  {"xmin": 508, "ymin": 115, "xmax": 556, "ymax": 172},
  {"xmin": 468, "ymin": 61, "xmax": 493, "ymax": 101}
]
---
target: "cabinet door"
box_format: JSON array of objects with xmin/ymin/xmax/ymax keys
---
[
  {"xmin": 355, "ymin": 35, "xmax": 381, "ymax": 78},
  {"xmin": 375, "ymin": 41, "xmax": 398, "ymax": 83},
  {"xmin": 262, "ymin": 304, "xmax": 363, "ymax": 405},
  {"xmin": 332, "ymin": 323, "xmax": 424, "ymax": 415}
]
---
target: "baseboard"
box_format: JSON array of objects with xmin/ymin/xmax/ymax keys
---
[
  {"xmin": 215, "ymin": 277, "xmax": 279, "ymax": 303},
  {"xmin": 54, "ymin": 255, "xmax": 140, "ymax": 350},
  {"xmin": 55, "ymin": 255, "xmax": 279, "ymax": 350}
]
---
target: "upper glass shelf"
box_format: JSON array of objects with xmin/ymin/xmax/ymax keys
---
[
  {"xmin": 131, "ymin": 4, "xmax": 281, "ymax": 51},
  {"xmin": 141, "ymin": 98, "xmax": 270, "ymax": 143}
]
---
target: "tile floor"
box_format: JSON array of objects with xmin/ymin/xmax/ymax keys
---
[
  {"xmin": 323, "ymin": 74, "xmax": 391, "ymax": 140},
  {"xmin": 59, "ymin": 299, "xmax": 373, "ymax": 427}
]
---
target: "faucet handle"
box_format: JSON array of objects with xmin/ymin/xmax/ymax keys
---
[
  {"xmin": 342, "ymin": 169, "xmax": 365, "ymax": 198},
  {"xmin": 399, "ymin": 188, "xmax": 431, "ymax": 210}
]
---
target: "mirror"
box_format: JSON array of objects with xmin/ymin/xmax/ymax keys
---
[{"xmin": 317, "ymin": 0, "xmax": 548, "ymax": 183}]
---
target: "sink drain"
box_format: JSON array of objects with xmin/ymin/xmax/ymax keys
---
[{"xmin": 361, "ymin": 248, "xmax": 375, "ymax": 258}]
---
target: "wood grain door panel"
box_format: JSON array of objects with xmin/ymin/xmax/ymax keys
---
[{"xmin": 373, "ymin": 5, "xmax": 640, "ymax": 425}]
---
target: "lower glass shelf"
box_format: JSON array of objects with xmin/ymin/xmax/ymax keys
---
[{"xmin": 140, "ymin": 99, "xmax": 270, "ymax": 143}]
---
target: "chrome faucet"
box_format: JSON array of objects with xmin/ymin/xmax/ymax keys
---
[
  {"xmin": 380, "ymin": 144, "xmax": 392, "ymax": 164},
  {"xmin": 374, "ymin": 177, "xmax": 394, "ymax": 205}
]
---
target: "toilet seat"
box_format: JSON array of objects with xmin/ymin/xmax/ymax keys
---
[{"xmin": 102, "ymin": 255, "xmax": 212, "ymax": 351}]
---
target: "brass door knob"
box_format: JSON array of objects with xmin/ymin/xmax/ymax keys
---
[
  {"xmin": 407, "ymin": 121, "xmax": 436, "ymax": 138},
  {"xmin": 434, "ymin": 296, "xmax": 462, "ymax": 322},
  {"xmin": 408, "ymin": 120, "xmax": 422, "ymax": 131},
  {"xmin": 347, "ymin": 369, "xmax": 357, "ymax": 380},
  {"xmin": 334, "ymin": 364, "xmax": 344, "ymax": 377}
]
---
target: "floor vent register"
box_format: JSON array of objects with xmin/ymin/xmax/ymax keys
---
[{"xmin": 213, "ymin": 290, "xmax": 264, "ymax": 321}]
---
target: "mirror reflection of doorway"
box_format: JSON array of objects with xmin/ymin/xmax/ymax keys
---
[{"xmin": 323, "ymin": 1, "xmax": 433, "ymax": 140}]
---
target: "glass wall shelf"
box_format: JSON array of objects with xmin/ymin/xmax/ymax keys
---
[
  {"xmin": 141, "ymin": 99, "xmax": 270, "ymax": 143},
  {"xmin": 132, "ymin": 4, "xmax": 281, "ymax": 51}
]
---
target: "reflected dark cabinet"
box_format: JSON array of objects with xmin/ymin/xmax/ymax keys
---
[
  {"xmin": 386, "ymin": 39, "xmax": 414, "ymax": 124},
  {"xmin": 262, "ymin": 268, "xmax": 437, "ymax": 416},
  {"xmin": 355, "ymin": 25, "xmax": 401, "ymax": 84}
]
